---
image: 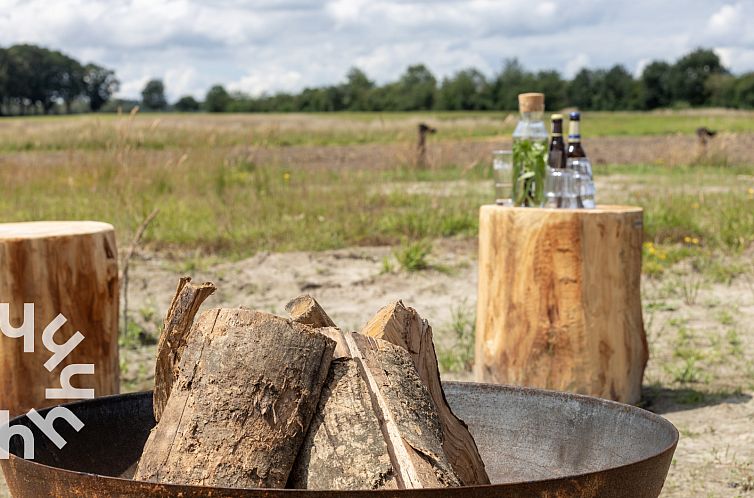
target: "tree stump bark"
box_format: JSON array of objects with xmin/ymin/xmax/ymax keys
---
[
  {"xmin": 475, "ymin": 205, "xmax": 647, "ymax": 404},
  {"xmin": 362, "ymin": 301, "xmax": 489, "ymax": 485},
  {"xmin": 0, "ymin": 221, "xmax": 120, "ymax": 415},
  {"xmin": 134, "ymin": 308, "xmax": 335, "ymax": 488}
]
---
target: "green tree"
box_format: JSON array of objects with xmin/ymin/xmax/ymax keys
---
[
  {"xmin": 204, "ymin": 84, "xmax": 231, "ymax": 112},
  {"xmin": 640, "ymin": 61, "xmax": 673, "ymax": 109},
  {"xmin": 83, "ymin": 64, "xmax": 119, "ymax": 112},
  {"xmin": 734, "ymin": 73, "xmax": 754, "ymax": 109},
  {"xmin": 670, "ymin": 48, "xmax": 728, "ymax": 106},
  {"xmin": 568, "ymin": 68, "xmax": 599, "ymax": 110},
  {"xmin": 51, "ymin": 52, "xmax": 84, "ymax": 113},
  {"xmin": 141, "ymin": 79, "xmax": 167, "ymax": 111},
  {"xmin": 0, "ymin": 48, "xmax": 8, "ymax": 115},
  {"xmin": 531, "ymin": 70, "xmax": 567, "ymax": 111},
  {"xmin": 599, "ymin": 65, "xmax": 636, "ymax": 110},
  {"xmin": 397, "ymin": 64, "xmax": 437, "ymax": 110},
  {"xmin": 174, "ymin": 95, "xmax": 200, "ymax": 112},
  {"xmin": 490, "ymin": 59, "xmax": 533, "ymax": 110},
  {"xmin": 341, "ymin": 67, "xmax": 374, "ymax": 110},
  {"xmin": 437, "ymin": 68, "xmax": 489, "ymax": 110}
]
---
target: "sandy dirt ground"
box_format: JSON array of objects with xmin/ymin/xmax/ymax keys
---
[{"xmin": 1, "ymin": 239, "xmax": 751, "ymax": 497}]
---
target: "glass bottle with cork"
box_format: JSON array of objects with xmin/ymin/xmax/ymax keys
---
[{"xmin": 512, "ymin": 93, "xmax": 548, "ymax": 207}]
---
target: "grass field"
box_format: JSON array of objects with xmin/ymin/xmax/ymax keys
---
[
  {"xmin": 1, "ymin": 110, "xmax": 753, "ymax": 497},
  {"xmin": 1, "ymin": 110, "xmax": 753, "ymax": 260}
]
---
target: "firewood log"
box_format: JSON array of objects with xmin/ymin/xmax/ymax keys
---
[
  {"xmin": 285, "ymin": 294, "xmax": 336, "ymax": 328},
  {"xmin": 362, "ymin": 301, "xmax": 490, "ymax": 485},
  {"xmin": 290, "ymin": 328, "xmax": 461, "ymax": 489},
  {"xmin": 152, "ymin": 277, "xmax": 216, "ymax": 422},
  {"xmin": 134, "ymin": 308, "xmax": 335, "ymax": 488}
]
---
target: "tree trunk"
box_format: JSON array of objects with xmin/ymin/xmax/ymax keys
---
[
  {"xmin": 134, "ymin": 308, "xmax": 335, "ymax": 489},
  {"xmin": 291, "ymin": 328, "xmax": 461, "ymax": 489},
  {"xmin": 362, "ymin": 301, "xmax": 490, "ymax": 485},
  {"xmin": 475, "ymin": 205, "xmax": 647, "ymax": 404},
  {"xmin": 152, "ymin": 277, "xmax": 216, "ymax": 422},
  {"xmin": 0, "ymin": 221, "xmax": 120, "ymax": 416}
]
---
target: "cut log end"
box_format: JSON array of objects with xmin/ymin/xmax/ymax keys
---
[{"xmin": 285, "ymin": 294, "xmax": 336, "ymax": 328}]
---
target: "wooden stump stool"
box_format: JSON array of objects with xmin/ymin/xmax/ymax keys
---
[
  {"xmin": 0, "ymin": 221, "xmax": 120, "ymax": 415},
  {"xmin": 474, "ymin": 205, "xmax": 647, "ymax": 404}
]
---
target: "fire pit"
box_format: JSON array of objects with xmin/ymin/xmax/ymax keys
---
[{"xmin": 1, "ymin": 382, "xmax": 677, "ymax": 497}]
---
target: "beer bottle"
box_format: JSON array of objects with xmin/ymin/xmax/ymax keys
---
[{"xmin": 548, "ymin": 114, "xmax": 566, "ymax": 169}]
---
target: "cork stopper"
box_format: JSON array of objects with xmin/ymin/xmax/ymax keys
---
[{"xmin": 518, "ymin": 93, "xmax": 545, "ymax": 113}]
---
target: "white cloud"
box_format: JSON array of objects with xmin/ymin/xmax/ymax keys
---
[
  {"xmin": 1, "ymin": 0, "xmax": 753, "ymax": 100},
  {"xmin": 228, "ymin": 69, "xmax": 304, "ymax": 97},
  {"xmin": 565, "ymin": 54, "xmax": 590, "ymax": 78}
]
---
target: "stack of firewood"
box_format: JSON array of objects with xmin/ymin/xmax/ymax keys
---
[{"xmin": 133, "ymin": 278, "xmax": 489, "ymax": 490}]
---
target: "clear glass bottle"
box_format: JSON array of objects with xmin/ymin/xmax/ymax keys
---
[
  {"xmin": 512, "ymin": 93, "xmax": 548, "ymax": 207},
  {"xmin": 567, "ymin": 111, "xmax": 596, "ymax": 209}
]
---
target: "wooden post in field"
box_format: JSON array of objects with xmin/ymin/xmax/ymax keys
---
[
  {"xmin": 0, "ymin": 221, "xmax": 120, "ymax": 415},
  {"xmin": 475, "ymin": 205, "xmax": 647, "ymax": 404},
  {"xmin": 416, "ymin": 123, "xmax": 436, "ymax": 168}
]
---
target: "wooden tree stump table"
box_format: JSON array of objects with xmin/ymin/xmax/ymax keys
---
[
  {"xmin": 474, "ymin": 205, "xmax": 647, "ymax": 404},
  {"xmin": 0, "ymin": 221, "xmax": 120, "ymax": 415}
]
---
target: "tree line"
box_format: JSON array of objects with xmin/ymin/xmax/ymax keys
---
[
  {"xmin": 0, "ymin": 44, "xmax": 119, "ymax": 115},
  {"xmin": 2, "ymin": 44, "xmax": 754, "ymax": 115}
]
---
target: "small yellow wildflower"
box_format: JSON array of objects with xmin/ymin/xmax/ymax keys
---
[
  {"xmin": 283, "ymin": 172, "xmax": 291, "ymax": 183},
  {"xmin": 692, "ymin": 237, "xmax": 699, "ymax": 245},
  {"xmin": 691, "ymin": 202, "xmax": 700, "ymax": 209},
  {"xmin": 658, "ymin": 252, "xmax": 667, "ymax": 260},
  {"xmin": 683, "ymin": 236, "xmax": 691, "ymax": 244}
]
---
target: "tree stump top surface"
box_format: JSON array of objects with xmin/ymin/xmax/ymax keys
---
[
  {"xmin": 0, "ymin": 221, "xmax": 114, "ymax": 240},
  {"xmin": 481, "ymin": 204, "xmax": 642, "ymax": 215}
]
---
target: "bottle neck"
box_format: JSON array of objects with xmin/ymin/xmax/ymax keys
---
[
  {"xmin": 568, "ymin": 120, "xmax": 581, "ymax": 142},
  {"xmin": 520, "ymin": 111, "xmax": 544, "ymax": 122},
  {"xmin": 551, "ymin": 120, "xmax": 563, "ymax": 137}
]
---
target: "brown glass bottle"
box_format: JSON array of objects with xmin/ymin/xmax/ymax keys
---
[
  {"xmin": 548, "ymin": 114, "xmax": 566, "ymax": 169},
  {"xmin": 567, "ymin": 111, "xmax": 586, "ymax": 159}
]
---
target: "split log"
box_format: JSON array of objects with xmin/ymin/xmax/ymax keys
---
[
  {"xmin": 291, "ymin": 328, "xmax": 461, "ymax": 489},
  {"xmin": 134, "ymin": 308, "xmax": 335, "ymax": 488},
  {"xmin": 475, "ymin": 205, "xmax": 647, "ymax": 404},
  {"xmin": 152, "ymin": 277, "xmax": 216, "ymax": 422},
  {"xmin": 0, "ymin": 221, "xmax": 119, "ymax": 416},
  {"xmin": 362, "ymin": 301, "xmax": 489, "ymax": 485},
  {"xmin": 285, "ymin": 294, "xmax": 335, "ymax": 328},
  {"xmin": 289, "ymin": 357, "xmax": 397, "ymax": 490}
]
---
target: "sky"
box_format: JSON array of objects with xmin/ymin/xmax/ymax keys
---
[{"xmin": 1, "ymin": 0, "xmax": 753, "ymax": 101}]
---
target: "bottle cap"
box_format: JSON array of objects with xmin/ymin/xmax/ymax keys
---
[
  {"xmin": 569, "ymin": 111, "xmax": 581, "ymax": 120},
  {"xmin": 551, "ymin": 113, "xmax": 563, "ymax": 120},
  {"xmin": 518, "ymin": 93, "xmax": 545, "ymax": 113}
]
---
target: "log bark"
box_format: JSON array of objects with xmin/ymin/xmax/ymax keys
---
[
  {"xmin": 475, "ymin": 205, "xmax": 647, "ymax": 404},
  {"xmin": 289, "ymin": 357, "xmax": 398, "ymax": 490},
  {"xmin": 291, "ymin": 328, "xmax": 461, "ymax": 489},
  {"xmin": 362, "ymin": 301, "xmax": 489, "ymax": 485},
  {"xmin": 134, "ymin": 308, "xmax": 335, "ymax": 488},
  {"xmin": 153, "ymin": 277, "xmax": 216, "ymax": 422},
  {"xmin": 0, "ymin": 221, "xmax": 119, "ymax": 415},
  {"xmin": 285, "ymin": 294, "xmax": 335, "ymax": 328}
]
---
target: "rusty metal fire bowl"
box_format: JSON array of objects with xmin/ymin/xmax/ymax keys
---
[{"xmin": 1, "ymin": 382, "xmax": 678, "ymax": 497}]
